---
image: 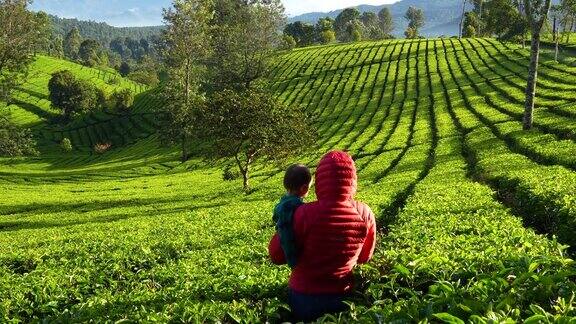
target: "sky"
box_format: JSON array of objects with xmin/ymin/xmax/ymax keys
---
[{"xmin": 30, "ymin": 0, "xmax": 400, "ymax": 27}]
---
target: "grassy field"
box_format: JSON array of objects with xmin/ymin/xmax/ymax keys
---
[{"xmin": 1, "ymin": 38, "xmax": 576, "ymax": 322}]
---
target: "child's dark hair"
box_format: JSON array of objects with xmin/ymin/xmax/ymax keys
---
[{"xmin": 284, "ymin": 164, "xmax": 312, "ymax": 192}]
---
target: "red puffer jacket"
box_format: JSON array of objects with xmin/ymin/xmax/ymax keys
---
[{"xmin": 269, "ymin": 151, "xmax": 377, "ymax": 294}]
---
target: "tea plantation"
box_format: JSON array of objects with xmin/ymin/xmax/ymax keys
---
[{"xmin": 1, "ymin": 38, "xmax": 576, "ymax": 322}]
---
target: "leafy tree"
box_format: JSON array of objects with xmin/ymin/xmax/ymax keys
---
[
  {"xmin": 459, "ymin": 0, "xmax": 469, "ymax": 38},
  {"xmin": 404, "ymin": 27, "xmax": 417, "ymax": 39},
  {"xmin": 280, "ymin": 34, "xmax": 297, "ymax": 50},
  {"xmin": 320, "ymin": 30, "xmax": 337, "ymax": 44},
  {"xmin": 48, "ymin": 70, "xmax": 103, "ymax": 120},
  {"xmin": 284, "ymin": 21, "xmax": 315, "ymax": 47},
  {"xmin": 127, "ymin": 70, "xmax": 159, "ymax": 86},
  {"xmin": 334, "ymin": 8, "xmax": 361, "ymax": 41},
  {"xmin": 60, "ymin": 138, "xmax": 72, "ymax": 153},
  {"xmin": 347, "ymin": 20, "xmax": 364, "ymax": 42},
  {"xmin": 112, "ymin": 89, "xmax": 134, "ymax": 113},
  {"xmin": 560, "ymin": 0, "xmax": 576, "ymax": 44},
  {"xmin": 315, "ymin": 17, "xmax": 336, "ymax": 44},
  {"xmin": 79, "ymin": 39, "xmax": 102, "ymax": 67},
  {"xmin": 464, "ymin": 24, "xmax": 477, "ymax": 37},
  {"xmin": 0, "ymin": 0, "xmax": 49, "ymax": 104},
  {"xmin": 361, "ymin": 11, "xmax": 384, "ymax": 40},
  {"xmin": 0, "ymin": 115, "xmax": 38, "ymax": 157},
  {"xmin": 119, "ymin": 61, "xmax": 131, "ymax": 77},
  {"xmin": 48, "ymin": 35, "xmax": 64, "ymax": 58},
  {"xmin": 199, "ymin": 89, "xmax": 315, "ymax": 192},
  {"xmin": 522, "ymin": 0, "xmax": 552, "ymax": 130},
  {"xmin": 378, "ymin": 8, "xmax": 395, "ymax": 37},
  {"xmin": 64, "ymin": 27, "xmax": 82, "ymax": 60},
  {"xmin": 34, "ymin": 11, "xmax": 52, "ymax": 55},
  {"xmin": 463, "ymin": 11, "xmax": 483, "ymax": 37},
  {"xmin": 210, "ymin": 0, "xmax": 285, "ymax": 90},
  {"xmin": 159, "ymin": 0, "xmax": 213, "ymax": 162},
  {"xmin": 482, "ymin": 0, "xmax": 527, "ymax": 40},
  {"xmin": 404, "ymin": 6, "xmax": 425, "ymax": 38}
]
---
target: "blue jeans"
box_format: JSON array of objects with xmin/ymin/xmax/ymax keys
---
[{"xmin": 289, "ymin": 289, "xmax": 350, "ymax": 322}]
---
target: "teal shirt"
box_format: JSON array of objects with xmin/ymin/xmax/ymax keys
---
[{"xmin": 273, "ymin": 194, "xmax": 304, "ymax": 268}]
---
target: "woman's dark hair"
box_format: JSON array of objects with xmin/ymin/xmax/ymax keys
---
[{"xmin": 284, "ymin": 164, "xmax": 312, "ymax": 192}]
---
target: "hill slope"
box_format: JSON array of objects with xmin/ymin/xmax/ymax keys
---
[{"xmin": 1, "ymin": 39, "xmax": 576, "ymax": 321}]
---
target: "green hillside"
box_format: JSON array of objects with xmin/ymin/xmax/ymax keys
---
[{"xmin": 1, "ymin": 39, "xmax": 576, "ymax": 322}]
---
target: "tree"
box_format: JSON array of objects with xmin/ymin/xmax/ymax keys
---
[
  {"xmin": 48, "ymin": 35, "xmax": 64, "ymax": 58},
  {"xmin": 550, "ymin": 4, "xmax": 562, "ymax": 61},
  {"xmin": 0, "ymin": 0, "xmax": 49, "ymax": 104},
  {"xmin": 64, "ymin": 27, "xmax": 82, "ymax": 60},
  {"xmin": 460, "ymin": 0, "xmax": 469, "ymax": 39},
  {"xmin": 404, "ymin": 27, "xmax": 417, "ymax": 39},
  {"xmin": 210, "ymin": 0, "xmax": 285, "ymax": 90},
  {"xmin": 112, "ymin": 89, "xmax": 134, "ymax": 113},
  {"xmin": 315, "ymin": 17, "xmax": 336, "ymax": 44},
  {"xmin": 284, "ymin": 21, "xmax": 315, "ymax": 47},
  {"xmin": 347, "ymin": 20, "xmax": 364, "ymax": 42},
  {"xmin": 479, "ymin": 0, "xmax": 527, "ymax": 41},
  {"xmin": 404, "ymin": 6, "xmax": 425, "ymax": 38},
  {"xmin": 119, "ymin": 61, "xmax": 131, "ymax": 77},
  {"xmin": 0, "ymin": 115, "xmax": 38, "ymax": 157},
  {"xmin": 159, "ymin": 0, "xmax": 213, "ymax": 162},
  {"xmin": 79, "ymin": 39, "xmax": 102, "ymax": 67},
  {"xmin": 334, "ymin": 8, "xmax": 361, "ymax": 41},
  {"xmin": 34, "ymin": 11, "xmax": 52, "ymax": 55},
  {"xmin": 463, "ymin": 11, "xmax": 483, "ymax": 37},
  {"xmin": 48, "ymin": 70, "xmax": 103, "ymax": 120},
  {"xmin": 522, "ymin": 0, "xmax": 552, "ymax": 130},
  {"xmin": 361, "ymin": 11, "xmax": 384, "ymax": 40},
  {"xmin": 280, "ymin": 34, "xmax": 297, "ymax": 50},
  {"xmin": 199, "ymin": 89, "xmax": 315, "ymax": 192},
  {"xmin": 560, "ymin": 0, "xmax": 576, "ymax": 44},
  {"xmin": 378, "ymin": 8, "xmax": 394, "ymax": 37}
]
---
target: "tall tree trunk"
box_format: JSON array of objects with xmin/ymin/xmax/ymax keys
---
[
  {"xmin": 181, "ymin": 134, "xmax": 189, "ymax": 162},
  {"xmin": 524, "ymin": 32, "xmax": 541, "ymax": 130},
  {"xmin": 553, "ymin": 16, "xmax": 557, "ymax": 42},
  {"xmin": 566, "ymin": 18, "xmax": 576, "ymax": 45},
  {"xmin": 459, "ymin": 0, "xmax": 468, "ymax": 39},
  {"xmin": 235, "ymin": 153, "xmax": 251, "ymax": 192},
  {"xmin": 555, "ymin": 28, "xmax": 559, "ymax": 62}
]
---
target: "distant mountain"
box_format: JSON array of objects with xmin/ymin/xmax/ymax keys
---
[{"xmin": 288, "ymin": 0, "xmax": 465, "ymax": 37}]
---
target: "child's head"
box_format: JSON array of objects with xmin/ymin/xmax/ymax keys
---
[{"xmin": 284, "ymin": 164, "xmax": 312, "ymax": 197}]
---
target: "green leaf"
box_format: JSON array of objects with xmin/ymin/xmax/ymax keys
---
[
  {"xmin": 393, "ymin": 264, "xmax": 411, "ymax": 276},
  {"xmin": 433, "ymin": 313, "xmax": 465, "ymax": 324},
  {"xmin": 524, "ymin": 314, "xmax": 548, "ymax": 324}
]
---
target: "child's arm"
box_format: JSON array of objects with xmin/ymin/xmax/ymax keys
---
[
  {"xmin": 358, "ymin": 206, "xmax": 377, "ymax": 264},
  {"xmin": 268, "ymin": 233, "xmax": 287, "ymax": 265}
]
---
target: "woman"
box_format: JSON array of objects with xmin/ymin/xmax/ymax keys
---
[{"xmin": 268, "ymin": 151, "xmax": 377, "ymax": 322}]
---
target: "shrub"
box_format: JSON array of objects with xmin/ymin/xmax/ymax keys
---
[
  {"xmin": 222, "ymin": 164, "xmax": 240, "ymax": 181},
  {"xmin": 48, "ymin": 70, "xmax": 104, "ymax": 120},
  {"xmin": 0, "ymin": 118, "xmax": 38, "ymax": 157},
  {"xmin": 280, "ymin": 34, "xmax": 296, "ymax": 50},
  {"xmin": 94, "ymin": 143, "xmax": 112, "ymax": 154},
  {"xmin": 119, "ymin": 62, "xmax": 131, "ymax": 77},
  {"xmin": 60, "ymin": 138, "xmax": 72, "ymax": 152},
  {"xmin": 320, "ymin": 30, "xmax": 336, "ymax": 44},
  {"xmin": 112, "ymin": 89, "xmax": 134, "ymax": 113}
]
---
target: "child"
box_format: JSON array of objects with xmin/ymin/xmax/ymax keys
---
[{"xmin": 273, "ymin": 164, "xmax": 312, "ymax": 268}]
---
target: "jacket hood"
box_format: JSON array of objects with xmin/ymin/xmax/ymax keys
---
[{"xmin": 315, "ymin": 151, "xmax": 357, "ymax": 201}]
